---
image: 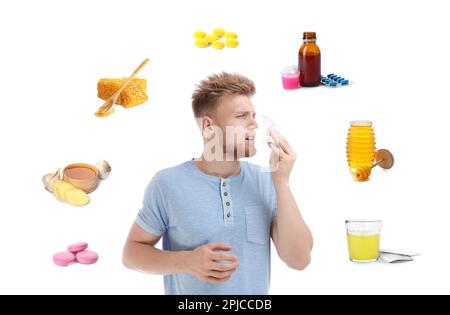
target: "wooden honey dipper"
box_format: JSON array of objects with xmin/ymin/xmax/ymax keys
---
[{"xmin": 355, "ymin": 149, "xmax": 394, "ymax": 181}]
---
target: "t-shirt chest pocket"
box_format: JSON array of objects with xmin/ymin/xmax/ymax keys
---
[{"xmin": 244, "ymin": 205, "xmax": 271, "ymax": 245}]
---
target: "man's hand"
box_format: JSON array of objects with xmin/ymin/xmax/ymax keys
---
[
  {"xmin": 183, "ymin": 243, "xmax": 239, "ymax": 283},
  {"xmin": 268, "ymin": 130, "xmax": 297, "ymax": 185}
]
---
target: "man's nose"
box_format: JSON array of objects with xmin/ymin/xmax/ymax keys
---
[{"xmin": 249, "ymin": 118, "xmax": 258, "ymax": 129}]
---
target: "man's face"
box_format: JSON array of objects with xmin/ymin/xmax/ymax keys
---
[{"xmin": 210, "ymin": 94, "xmax": 259, "ymax": 159}]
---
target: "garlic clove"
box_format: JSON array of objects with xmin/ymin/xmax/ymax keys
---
[
  {"xmin": 58, "ymin": 168, "xmax": 64, "ymax": 180},
  {"xmin": 96, "ymin": 160, "xmax": 111, "ymax": 180}
]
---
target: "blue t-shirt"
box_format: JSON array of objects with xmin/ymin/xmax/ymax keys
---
[{"xmin": 136, "ymin": 160, "xmax": 277, "ymax": 295}]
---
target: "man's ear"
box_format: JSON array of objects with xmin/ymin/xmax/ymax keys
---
[
  {"xmin": 201, "ymin": 116, "xmax": 211, "ymax": 129},
  {"xmin": 202, "ymin": 116, "xmax": 215, "ymax": 139}
]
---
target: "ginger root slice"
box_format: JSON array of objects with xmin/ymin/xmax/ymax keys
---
[
  {"xmin": 53, "ymin": 180, "xmax": 76, "ymax": 201},
  {"xmin": 64, "ymin": 188, "xmax": 90, "ymax": 207}
]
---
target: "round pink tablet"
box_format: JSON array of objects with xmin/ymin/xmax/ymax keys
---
[
  {"xmin": 67, "ymin": 242, "xmax": 88, "ymax": 253},
  {"xmin": 53, "ymin": 252, "xmax": 76, "ymax": 267},
  {"xmin": 76, "ymin": 250, "xmax": 98, "ymax": 265}
]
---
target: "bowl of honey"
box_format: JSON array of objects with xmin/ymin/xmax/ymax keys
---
[{"xmin": 63, "ymin": 163, "xmax": 99, "ymax": 193}]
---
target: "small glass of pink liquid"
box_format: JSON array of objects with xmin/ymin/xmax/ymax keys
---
[{"xmin": 281, "ymin": 66, "xmax": 300, "ymax": 90}]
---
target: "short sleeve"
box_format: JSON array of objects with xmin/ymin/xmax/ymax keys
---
[{"xmin": 135, "ymin": 176, "xmax": 169, "ymax": 236}]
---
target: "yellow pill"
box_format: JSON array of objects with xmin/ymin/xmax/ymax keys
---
[
  {"xmin": 211, "ymin": 40, "xmax": 225, "ymax": 49},
  {"xmin": 213, "ymin": 28, "xmax": 226, "ymax": 38},
  {"xmin": 205, "ymin": 34, "xmax": 218, "ymax": 43},
  {"xmin": 226, "ymin": 38, "xmax": 239, "ymax": 48},
  {"xmin": 225, "ymin": 32, "xmax": 238, "ymax": 39},
  {"xmin": 195, "ymin": 38, "xmax": 209, "ymax": 48},
  {"xmin": 194, "ymin": 30, "xmax": 206, "ymax": 39}
]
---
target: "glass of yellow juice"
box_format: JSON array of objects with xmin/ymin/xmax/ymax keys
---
[{"xmin": 346, "ymin": 220, "xmax": 382, "ymax": 262}]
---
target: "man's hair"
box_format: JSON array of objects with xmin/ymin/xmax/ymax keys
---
[{"xmin": 192, "ymin": 72, "xmax": 256, "ymax": 118}]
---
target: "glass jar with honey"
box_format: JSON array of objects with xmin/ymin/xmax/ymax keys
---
[{"xmin": 346, "ymin": 121, "xmax": 376, "ymax": 181}]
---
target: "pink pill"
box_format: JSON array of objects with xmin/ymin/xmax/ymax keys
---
[
  {"xmin": 67, "ymin": 242, "xmax": 88, "ymax": 253},
  {"xmin": 53, "ymin": 252, "xmax": 76, "ymax": 267},
  {"xmin": 76, "ymin": 250, "xmax": 98, "ymax": 265}
]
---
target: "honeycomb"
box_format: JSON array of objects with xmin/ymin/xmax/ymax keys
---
[{"xmin": 97, "ymin": 78, "xmax": 148, "ymax": 108}]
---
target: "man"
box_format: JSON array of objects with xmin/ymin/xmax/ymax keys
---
[{"xmin": 122, "ymin": 72, "xmax": 313, "ymax": 295}]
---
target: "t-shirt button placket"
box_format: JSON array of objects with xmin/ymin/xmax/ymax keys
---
[{"xmin": 221, "ymin": 179, "xmax": 233, "ymax": 224}]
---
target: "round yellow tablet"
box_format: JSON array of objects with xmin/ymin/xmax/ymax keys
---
[
  {"xmin": 195, "ymin": 38, "xmax": 209, "ymax": 48},
  {"xmin": 194, "ymin": 30, "xmax": 206, "ymax": 39},
  {"xmin": 205, "ymin": 34, "xmax": 218, "ymax": 43},
  {"xmin": 213, "ymin": 28, "xmax": 225, "ymax": 38},
  {"xmin": 211, "ymin": 40, "xmax": 225, "ymax": 49},
  {"xmin": 225, "ymin": 32, "xmax": 238, "ymax": 39},
  {"xmin": 226, "ymin": 38, "xmax": 239, "ymax": 48}
]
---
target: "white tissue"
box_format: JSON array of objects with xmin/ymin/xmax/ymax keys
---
[{"xmin": 379, "ymin": 249, "xmax": 420, "ymax": 263}]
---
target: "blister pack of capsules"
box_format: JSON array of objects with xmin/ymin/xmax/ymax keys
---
[{"xmin": 321, "ymin": 74, "xmax": 349, "ymax": 87}]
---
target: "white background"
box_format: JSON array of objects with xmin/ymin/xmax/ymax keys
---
[{"xmin": 0, "ymin": 0, "xmax": 449, "ymax": 294}]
